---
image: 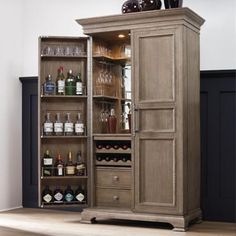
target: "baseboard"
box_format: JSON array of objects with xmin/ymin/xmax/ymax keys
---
[{"xmin": 0, "ymin": 206, "xmax": 23, "ymax": 213}]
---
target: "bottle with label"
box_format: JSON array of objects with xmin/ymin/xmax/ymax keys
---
[
  {"xmin": 42, "ymin": 150, "xmax": 53, "ymax": 176},
  {"xmin": 107, "ymin": 108, "xmax": 117, "ymax": 133},
  {"xmin": 56, "ymin": 66, "xmax": 65, "ymax": 95},
  {"xmin": 75, "ymin": 151, "xmax": 86, "ymax": 176},
  {"xmin": 54, "ymin": 113, "xmax": 63, "ymax": 136},
  {"xmin": 75, "ymin": 113, "xmax": 84, "ymax": 136},
  {"xmin": 64, "ymin": 113, "xmax": 74, "ymax": 136},
  {"xmin": 54, "ymin": 154, "xmax": 64, "ymax": 176},
  {"xmin": 42, "ymin": 185, "xmax": 53, "ymax": 203},
  {"xmin": 53, "ymin": 186, "xmax": 64, "ymax": 204},
  {"xmin": 65, "ymin": 69, "xmax": 76, "ymax": 95},
  {"xmin": 75, "ymin": 185, "xmax": 86, "ymax": 204},
  {"xmin": 43, "ymin": 74, "xmax": 55, "ymax": 95},
  {"xmin": 64, "ymin": 185, "xmax": 74, "ymax": 203},
  {"xmin": 75, "ymin": 72, "xmax": 83, "ymax": 95},
  {"xmin": 43, "ymin": 113, "xmax": 53, "ymax": 136},
  {"xmin": 66, "ymin": 151, "xmax": 75, "ymax": 176}
]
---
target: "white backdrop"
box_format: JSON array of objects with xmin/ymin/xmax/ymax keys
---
[{"xmin": 0, "ymin": 0, "xmax": 235, "ymax": 211}]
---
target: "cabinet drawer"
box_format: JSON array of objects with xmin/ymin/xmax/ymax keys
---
[
  {"xmin": 96, "ymin": 188, "xmax": 131, "ymax": 208},
  {"xmin": 96, "ymin": 167, "xmax": 131, "ymax": 189}
]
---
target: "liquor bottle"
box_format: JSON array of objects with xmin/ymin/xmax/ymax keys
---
[
  {"xmin": 43, "ymin": 74, "xmax": 55, "ymax": 95},
  {"xmin": 54, "ymin": 154, "xmax": 64, "ymax": 176},
  {"xmin": 65, "ymin": 151, "xmax": 75, "ymax": 176},
  {"xmin": 64, "ymin": 113, "xmax": 74, "ymax": 136},
  {"xmin": 75, "ymin": 113, "xmax": 84, "ymax": 136},
  {"xmin": 75, "ymin": 72, "xmax": 83, "ymax": 95},
  {"xmin": 64, "ymin": 185, "xmax": 75, "ymax": 203},
  {"xmin": 65, "ymin": 69, "xmax": 76, "ymax": 95},
  {"xmin": 42, "ymin": 185, "xmax": 53, "ymax": 203},
  {"xmin": 75, "ymin": 185, "xmax": 86, "ymax": 203},
  {"xmin": 54, "ymin": 113, "xmax": 63, "ymax": 136},
  {"xmin": 43, "ymin": 113, "xmax": 53, "ymax": 136},
  {"xmin": 56, "ymin": 66, "xmax": 65, "ymax": 95},
  {"xmin": 75, "ymin": 151, "xmax": 86, "ymax": 176},
  {"xmin": 107, "ymin": 108, "xmax": 117, "ymax": 133},
  {"xmin": 53, "ymin": 186, "xmax": 64, "ymax": 204},
  {"xmin": 42, "ymin": 150, "xmax": 53, "ymax": 176}
]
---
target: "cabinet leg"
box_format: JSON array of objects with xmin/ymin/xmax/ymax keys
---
[
  {"xmin": 81, "ymin": 211, "xmax": 96, "ymax": 224},
  {"xmin": 173, "ymin": 226, "xmax": 188, "ymax": 232}
]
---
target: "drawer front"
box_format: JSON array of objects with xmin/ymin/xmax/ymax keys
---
[
  {"xmin": 96, "ymin": 188, "xmax": 131, "ymax": 208},
  {"xmin": 96, "ymin": 167, "xmax": 131, "ymax": 189}
]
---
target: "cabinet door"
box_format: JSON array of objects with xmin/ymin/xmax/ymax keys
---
[{"xmin": 132, "ymin": 27, "xmax": 183, "ymax": 214}]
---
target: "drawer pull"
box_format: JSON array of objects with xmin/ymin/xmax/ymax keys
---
[
  {"xmin": 113, "ymin": 175, "xmax": 119, "ymax": 181},
  {"xmin": 113, "ymin": 195, "xmax": 119, "ymax": 201}
]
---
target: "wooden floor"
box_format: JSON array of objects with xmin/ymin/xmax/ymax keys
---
[{"xmin": 0, "ymin": 208, "xmax": 235, "ymax": 236}]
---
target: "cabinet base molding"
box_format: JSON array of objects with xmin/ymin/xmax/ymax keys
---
[{"xmin": 81, "ymin": 208, "xmax": 202, "ymax": 231}]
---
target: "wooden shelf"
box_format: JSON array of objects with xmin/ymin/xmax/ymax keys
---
[
  {"xmin": 41, "ymin": 95, "xmax": 87, "ymax": 99},
  {"xmin": 96, "ymin": 148, "xmax": 131, "ymax": 154},
  {"xmin": 41, "ymin": 202, "xmax": 88, "ymax": 208},
  {"xmin": 93, "ymin": 95, "xmax": 119, "ymax": 101},
  {"xmin": 93, "ymin": 134, "xmax": 132, "ymax": 141},
  {"xmin": 41, "ymin": 55, "xmax": 87, "ymax": 59},
  {"xmin": 95, "ymin": 160, "xmax": 131, "ymax": 167},
  {"xmin": 93, "ymin": 55, "xmax": 130, "ymax": 65},
  {"xmin": 41, "ymin": 176, "xmax": 88, "ymax": 180},
  {"xmin": 41, "ymin": 135, "xmax": 88, "ymax": 139}
]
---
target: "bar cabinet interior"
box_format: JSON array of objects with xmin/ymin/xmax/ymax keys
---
[{"xmin": 38, "ymin": 7, "xmax": 204, "ymax": 231}]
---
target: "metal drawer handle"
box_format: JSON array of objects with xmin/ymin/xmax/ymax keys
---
[
  {"xmin": 113, "ymin": 175, "xmax": 119, "ymax": 181},
  {"xmin": 113, "ymin": 195, "xmax": 119, "ymax": 201}
]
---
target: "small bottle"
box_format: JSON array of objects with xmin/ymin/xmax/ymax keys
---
[
  {"xmin": 43, "ymin": 113, "xmax": 53, "ymax": 136},
  {"xmin": 75, "ymin": 72, "xmax": 83, "ymax": 95},
  {"xmin": 42, "ymin": 150, "xmax": 53, "ymax": 176},
  {"xmin": 56, "ymin": 66, "xmax": 65, "ymax": 95},
  {"xmin": 43, "ymin": 74, "xmax": 55, "ymax": 95},
  {"xmin": 53, "ymin": 186, "xmax": 64, "ymax": 204},
  {"xmin": 54, "ymin": 113, "xmax": 63, "ymax": 136},
  {"xmin": 65, "ymin": 69, "xmax": 76, "ymax": 95},
  {"xmin": 64, "ymin": 113, "xmax": 74, "ymax": 136},
  {"xmin": 64, "ymin": 185, "xmax": 74, "ymax": 203},
  {"xmin": 75, "ymin": 151, "xmax": 86, "ymax": 176},
  {"xmin": 75, "ymin": 113, "xmax": 84, "ymax": 136},
  {"xmin": 107, "ymin": 108, "xmax": 117, "ymax": 133},
  {"xmin": 65, "ymin": 151, "xmax": 75, "ymax": 176},
  {"xmin": 75, "ymin": 185, "xmax": 86, "ymax": 203},
  {"xmin": 54, "ymin": 154, "xmax": 64, "ymax": 176},
  {"xmin": 42, "ymin": 185, "xmax": 53, "ymax": 203}
]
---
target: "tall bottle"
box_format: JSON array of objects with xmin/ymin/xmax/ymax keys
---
[
  {"xmin": 75, "ymin": 151, "xmax": 86, "ymax": 176},
  {"xmin": 53, "ymin": 186, "xmax": 64, "ymax": 204},
  {"xmin": 65, "ymin": 69, "xmax": 76, "ymax": 95},
  {"xmin": 43, "ymin": 113, "xmax": 53, "ymax": 136},
  {"xmin": 64, "ymin": 185, "xmax": 74, "ymax": 203},
  {"xmin": 75, "ymin": 72, "xmax": 83, "ymax": 95},
  {"xmin": 65, "ymin": 151, "xmax": 75, "ymax": 176},
  {"xmin": 75, "ymin": 185, "xmax": 86, "ymax": 204},
  {"xmin": 107, "ymin": 108, "xmax": 117, "ymax": 133},
  {"xmin": 54, "ymin": 154, "xmax": 64, "ymax": 176},
  {"xmin": 64, "ymin": 113, "xmax": 74, "ymax": 136},
  {"xmin": 43, "ymin": 74, "xmax": 55, "ymax": 95},
  {"xmin": 42, "ymin": 150, "xmax": 53, "ymax": 176},
  {"xmin": 56, "ymin": 66, "xmax": 65, "ymax": 95},
  {"xmin": 42, "ymin": 185, "xmax": 53, "ymax": 203},
  {"xmin": 54, "ymin": 113, "xmax": 63, "ymax": 136},
  {"xmin": 75, "ymin": 113, "xmax": 84, "ymax": 136}
]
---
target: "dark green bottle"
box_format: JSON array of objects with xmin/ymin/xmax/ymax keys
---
[{"xmin": 65, "ymin": 69, "xmax": 75, "ymax": 95}]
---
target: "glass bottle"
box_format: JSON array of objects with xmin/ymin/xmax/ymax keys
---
[
  {"xmin": 107, "ymin": 108, "xmax": 117, "ymax": 133},
  {"xmin": 65, "ymin": 151, "xmax": 75, "ymax": 176},
  {"xmin": 54, "ymin": 113, "xmax": 63, "ymax": 136},
  {"xmin": 56, "ymin": 66, "xmax": 65, "ymax": 95},
  {"xmin": 43, "ymin": 74, "xmax": 55, "ymax": 95},
  {"xmin": 75, "ymin": 72, "xmax": 83, "ymax": 95},
  {"xmin": 75, "ymin": 185, "xmax": 86, "ymax": 203},
  {"xmin": 75, "ymin": 112, "xmax": 84, "ymax": 136},
  {"xmin": 42, "ymin": 150, "xmax": 53, "ymax": 176},
  {"xmin": 64, "ymin": 185, "xmax": 74, "ymax": 203},
  {"xmin": 54, "ymin": 154, "xmax": 64, "ymax": 176},
  {"xmin": 75, "ymin": 151, "xmax": 86, "ymax": 176},
  {"xmin": 53, "ymin": 186, "xmax": 64, "ymax": 204},
  {"xmin": 65, "ymin": 69, "xmax": 76, "ymax": 95},
  {"xmin": 42, "ymin": 185, "xmax": 53, "ymax": 203},
  {"xmin": 139, "ymin": 0, "xmax": 162, "ymax": 11},
  {"xmin": 43, "ymin": 113, "xmax": 53, "ymax": 136},
  {"xmin": 122, "ymin": 0, "xmax": 140, "ymax": 14},
  {"xmin": 64, "ymin": 113, "xmax": 74, "ymax": 136}
]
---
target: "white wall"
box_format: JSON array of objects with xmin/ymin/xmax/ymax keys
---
[{"xmin": 0, "ymin": 0, "xmax": 23, "ymax": 211}]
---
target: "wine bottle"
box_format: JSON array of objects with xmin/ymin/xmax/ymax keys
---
[
  {"xmin": 56, "ymin": 66, "xmax": 65, "ymax": 95},
  {"xmin": 75, "ymin": 113, "xmax": 84, "ymax": 136},
  {"xmin": 64, "ymin": 113, "xmax": 74, "ymax": 136},
  {"xmin": 75, "ymin": 72, "xmax": 83, "ymax": 95},
  {"xmin": 65, "ymin": 69, "xmax": 76, "ymax": 95},
  {"xmin": 75, "ymin": 185, "xmax": 86, "ymax": 203},
  {"xmin": 96, "ymin": 144, "xmax": 103, "ymax": 149},
  {"xmin": 43, "ymin": 113, "xmax": 53, "ymax": 136},
  {"xmin": 42, "ymin": 150, "xmax": 53, "ymax": 176},
  {"xmin": 53, "ymin": 186, "xmax": 64, "ymax": 204},
  {"xmin": 64, "ymin": 185, "xmax": 74, "ymax": 203},
  {"xmin": 75, "ymin": 151, "xmax": 86, "ymax": 176},
  {"xmin": 65, "ymin": 151, "xmax": 75, "ymax": 176},
  {"xmin": 54, "ymin": 154, "xmax": 64, "ymax": 176},
  {"xmin": 113, "ymin": 156, "xmax": 119, "ymax": 162},
  {"xmin": 43, "ymin": 74, "xmax": 55, "ymax": 95},
  {"xmin": 96, "ymin": 156, "xmax": 103, "ymax": 161},
  {"xmin": 105, "ymin": 156, "xmax": 111, "ymax": 162},
  {"xmin": 42, "ymin": 185, "xmax": 53, "ymax": 203},
  {"xmin": 54, "ymin": 113, "xmax": 63, "ymax": 136},
  {"xmin": 112, "ymin": 144, "xmax": 119, "ymax": 150}
]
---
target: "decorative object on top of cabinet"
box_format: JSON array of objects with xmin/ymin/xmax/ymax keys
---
[
  {"xmin": 122, "ymin": 0, "xmax": 140, "ymax": 14},
  {"xmin": 164, "ymin": 0, "xmax": 183, "ymax": 9},
  {"xmin": 139, "ymin": 0, "xmax": 162, "ymax": 11}
]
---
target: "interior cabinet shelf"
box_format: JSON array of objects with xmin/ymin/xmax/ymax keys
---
[
  {"xmin": 95, "ymin": 160, "xmax": 131, "ymax": 167},
  {"xmin": 41, "ymin": 176, "xmax": 88, "ymax": 180},
  {"xmin": 93, "ymin": 134, "xmax": 131, "ymax": 141},
  {"xmin": 93, "ymin": 95, "xmax": 119, "ymax": 101},
  {"xmin": 41, "ymin": 202, "xmax": 88, "ymax": 208},
  {"xmin": 93, "ymin": 55, "xmax": 130, "ymax": 65},
  {"xmin": 41, "ymin": 55, "xmax": 87, "ymax": 59},
  {"xmin": 41, "ymin": 135, "xmax": 88, "ymax": 139},
  {"xmin": 41, "ymin": 95, "xmax": 87, "ymax": 99},
  {"xmin": 95, "ymin": 148, "xmax": 131, "ymax": 154}
]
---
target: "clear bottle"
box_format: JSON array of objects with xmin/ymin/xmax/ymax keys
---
[
  {"xmin": 75, "ymin": 72, "xmax": 83, "ymax": 95},
  {"xmin": 54, "ymin": 154, "xmax": 64, "ymax": 176},
  {"xmin": 43, "ymin": 113, "xmax": 53, "ymax": 136},
  {"xmin": 75, "ymin": 185, "xmax": 86, "ymax": 203},
  {"xmin": 75, "ymin": 151, "xmax": 86, "ymax": 176},
  {"xmin": 64, "ymin": 185, "xmax": 74, "ymax": 203},
  {"xmin": 53, "ymin": 186, "xmax": 64, "ymax": 204},
  {"xmin": 44, "ymin": 74, "xmax": 55, "ymax": 95},
  {"xmin": 64, "ymin": 113, "xmax": 74, "ymax": 136},
  {"xmin": 75, "ymin": 112, "xmax": 84, "ymax": 136},
  {"xmin": 65, "ymin": 69, "xmax": 76, "ymax": 95},
  {"xmin": 56, "ymin": 66, "xmax": 65, "ymax": 95},
  {"xmin": 65, "ymin": 151, "xmax": 75, "ymax": 176},
  {"xmin": 42, "ymin": 185, "xmax": 53, "ymax": 203},
  {"xmin": 42, "ymin": 150, "xmax": 53, "ymax": 176},
  {"xmin": 54, "ymin": 113, "xmax": 63, "ymax": 136}
]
